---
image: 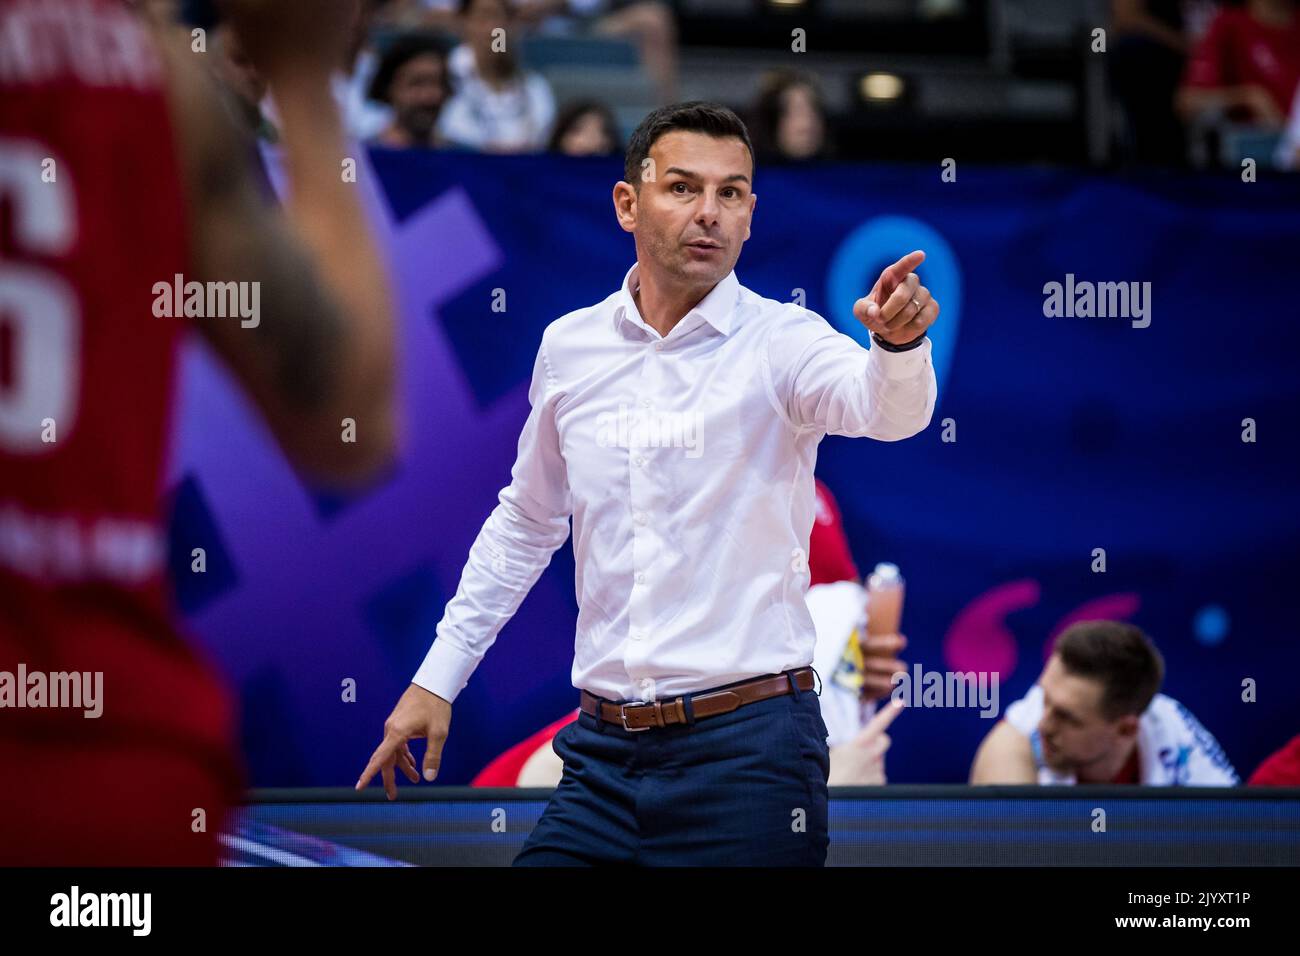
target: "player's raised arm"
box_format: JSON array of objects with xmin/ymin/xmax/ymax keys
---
[{"xmin": 146, "ymin": 0, "xmax": 398, "ymax": 488}]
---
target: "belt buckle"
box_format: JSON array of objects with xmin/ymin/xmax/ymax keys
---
[{"xmin": 619, "ymin": 701, "xmax": 652, "ymax": 732}]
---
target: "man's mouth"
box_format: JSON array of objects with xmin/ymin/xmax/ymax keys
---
[{"xmin": 685, "ymin": 240, "xmax": 722, "ymax": 255}]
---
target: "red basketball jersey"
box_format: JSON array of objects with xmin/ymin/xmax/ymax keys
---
[{"xmin": 0, "ymin": 0, "xmax": 237, "ymax": 770}]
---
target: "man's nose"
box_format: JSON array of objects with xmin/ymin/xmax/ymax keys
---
[{"xmin": 695, "ymin": 190, "xmax": 721, "ymax": 223}]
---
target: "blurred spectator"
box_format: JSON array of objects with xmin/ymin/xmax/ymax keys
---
[
  {"xmin": 1109, "ymin": 1, "xmax": 1190, "ymax": 165},
  {"xmin": 515, "ymin": 1, "xmax": 679, "ymax": 105},
  {"xmin": 437, "ymin": 0, "xmax": 557, "ymax": 152},
  {"xmin": 971, "ymin": 621, "xmax": 1239, "ymax": 786},
  {"xmin": 1178, "ymin": 0, "xmax": 1300, "ymax": 129},
  {"xmin": 212, "ymin": 22, "xmax": 275, "ymax": 141},
  {"xmin": 340, "ymin": 0, "xmax": 401, "ymax": 141},
  {"xmin": 368, "ymin": 34, "xmax": 453, "ymax": 147},
  {"xmin": 548, "ymin": 99, "xmax": 622, "ymax": 155},
  {"xmin": 381, "ymin": 1, "xmax": 678, "ymax": 105},
  {"xmin": 180, "ymin": 2, "xmax": 277, "ymax": 200},
  {"xmin": 749, "ymin": 70, "xmax": 835, "ymax": 164},
  {"xmin": 253, "ymin": 0, "xmax": 394, "ymax": 141}
]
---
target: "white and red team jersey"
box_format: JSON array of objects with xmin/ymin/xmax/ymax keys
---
[{"xmin": 0, "ymin": 0, "xmax": 241, "ymax": 860}]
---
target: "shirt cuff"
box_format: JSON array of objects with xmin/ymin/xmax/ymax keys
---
[
  {"xmin": 869, "ymin": 334, "xmax": 932, "ymax": 381},
  {"xmin": 412, "ymin": 637, "xmax": 480, "ymax": 704}
]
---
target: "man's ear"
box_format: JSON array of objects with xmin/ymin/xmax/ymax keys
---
[
  {"xmin": 1115, "ymin": 714, "xmax": 1140, "ymax": 740},
  {"xmin": 613, "ymin": 181, "xmax": 637, "ymax": 234},
  {"xmin": 744, "ymin": 192, "xmax": 756, "ymax": 241}
]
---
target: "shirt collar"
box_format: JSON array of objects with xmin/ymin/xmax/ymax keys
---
[{"xmin": 614, "ymin": 261, "xmax": 740, "ymax": 338}]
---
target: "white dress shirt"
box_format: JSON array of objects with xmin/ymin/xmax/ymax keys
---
[{"xmin": 414, "ymin": 261, "xmax": 938, "ymax": 704}]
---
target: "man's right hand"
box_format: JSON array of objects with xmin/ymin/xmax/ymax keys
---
[{"xmin": 356, "ymin": 684, "xmax": 453, "ymax": 800}]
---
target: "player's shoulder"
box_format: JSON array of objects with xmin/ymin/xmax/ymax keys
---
[
  {"xmin": 1002, "ymin": 682, "xmax": 1044, "ymax": 734},
  {"xmin": 1147, "ymin": 691, "xmax": 1201, "ymax": 730},
  {"xmin": 1147, "ymin": 692, "xmax": 1217, "ymax": 741},
  {"xmin": 1148, "ymin": 692, "xmax": 1240, "ymax": 782}
]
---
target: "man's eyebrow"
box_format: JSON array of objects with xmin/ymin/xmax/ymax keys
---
[
  {"xmin": 663, "ymin": 167, "xmax": 751, "ymax": 185},
  {"xmin": 1045, "ymin": 695, "xmax": 1078, "ymax": 723}
]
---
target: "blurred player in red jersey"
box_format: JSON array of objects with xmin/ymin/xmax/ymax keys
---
[{"xmin": 0, "ymin": 0, "xmax": 397, "ymax": 864}]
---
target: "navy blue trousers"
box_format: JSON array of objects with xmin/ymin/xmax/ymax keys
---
[{"xmin": 513, "ymin": 672, "xmax": 830, "ymax": 866}]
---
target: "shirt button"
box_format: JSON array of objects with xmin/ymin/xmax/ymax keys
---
[
  {"xmin": 654, "ymin": 342, "xmax": 664, "ymax": 351},
  {"xmin": 630, "ymin": 627, "xmax": 644, "ymax": 641},
  {"xmin": 634, "ymin": 455, "xmax": 646, "ymax": 468},
  {"xmin": 633, "ymin": 512, "xmax": 647, "ymax": 526},
  {"xmin": 635, "ymin": 572, "xmax": 646, "ymax": 585},
  {"xmin": 640, "ymin": 398, "xmax": 651, "ymax": 408}
]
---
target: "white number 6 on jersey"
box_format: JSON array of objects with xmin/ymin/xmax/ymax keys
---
[{"xmin": 0, "ymin": 137, "xmax": 80, "ymax": 455}]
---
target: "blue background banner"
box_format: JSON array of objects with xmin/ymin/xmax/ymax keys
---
[{"xmin": 167, "ymin": 150, "xmax": 1300, "ymax": 787}]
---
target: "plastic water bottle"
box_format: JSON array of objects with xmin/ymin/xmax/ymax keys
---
[{"xmin": 865, "ymin": 562, "xmax": 905, "ymax": 636}]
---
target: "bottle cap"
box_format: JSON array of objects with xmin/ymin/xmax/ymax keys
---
[{"xmin": 871, "ymin": 562, "xmax": 901, "ymax": 583}]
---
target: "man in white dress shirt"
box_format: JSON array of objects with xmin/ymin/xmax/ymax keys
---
[{"xmin": 357, "ymin": 101, "xmax": 941, "ymax": 864}]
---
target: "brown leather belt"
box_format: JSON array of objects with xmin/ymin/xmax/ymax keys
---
[{"xmin": 579, "ymin": 667, "xmax": 816, "ymax": 732}]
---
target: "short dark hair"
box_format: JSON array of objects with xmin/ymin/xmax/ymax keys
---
[
  {"xmin": 368, "ymin": 33, "xmax": 448, "ymax": 104},
  {"xmin": 623, "ymin": 101, "xmax": 755, "ymax": 187},
  {"xmin": 1053, "ymin": 621, "xmax": 1165, "ymax": 720}
]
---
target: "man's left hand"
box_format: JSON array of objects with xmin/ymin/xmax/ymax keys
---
[{"xmin": 853, "ymin": 249, "xmax": 940, "ymax": 347}]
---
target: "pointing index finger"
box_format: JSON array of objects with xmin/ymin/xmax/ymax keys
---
[
  {"xmin": 871, "ymin": 250, "xmax": 926, "ymax": 306},
  {"xmin": 864, "ymin": 696, "xmax": 906, "ymax": 736},
  {"xmin": 887, "ymin": 250, "xmax": 926, "ymax": 285}
]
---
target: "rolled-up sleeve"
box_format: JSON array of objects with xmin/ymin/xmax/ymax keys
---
[
  {"xmin": 412, "ymin": 333, "xmax": 573, "ymax": 703},
  {"xmin": 764, "ymin": 309, "xmax": 937, "ymax": 440}
]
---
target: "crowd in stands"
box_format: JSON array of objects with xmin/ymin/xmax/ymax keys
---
[
  {"xmin": 198, "ymin": 0, "xmax": 1300, "ymax": 170},
  {"xmin": 1112, "ymin": 0, "xmax": 1300, "ymax": 168},
  {"xmin": 199, "ymin": 0, "xmax": 839, "ymax": 166}
]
